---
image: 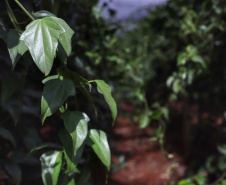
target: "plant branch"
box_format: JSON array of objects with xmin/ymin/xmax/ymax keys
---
[
  {"xmin": 208, "ymin": 170, "xmax": 226, "ymax": 185},
  {"xmin": 14, "ymin": 0, "xmax": 35, "ymax": 21}
]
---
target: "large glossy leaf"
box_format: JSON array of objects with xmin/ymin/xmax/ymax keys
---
[
  {"xmin": 59, "ymin": 129, "xmax": 83, "ymax": 173},
  {"xmin": 61, "ymin": 111, "xmax": 89, "ymax": 155},
  {"xmin": 20, "ymin": 17, "xmax": 72, "ymax": 75},
  {"xmin": 4, "ymin": 163, "xmax": 21, "ymax": 185},
  {"xmin": 94, "ymin": 80, "xmax": 117, "ymax": 123},
  {"xmin": 0, "ymin": 128, "xmax": 16, "ymax": 148},
  {"xmin": 88, "ymin": 129, "xmax": 111, "ymax": 171},
  {"xmin": 41, "ymin": 75, "xmax": 75, "ymax": 123},
  {"xmin": 7, "ymin": 30, "xmax": 28, "ymax": 68},
  {"xmin": 40, "ymin": 151, "xmax": 62, "ymax": 185}
]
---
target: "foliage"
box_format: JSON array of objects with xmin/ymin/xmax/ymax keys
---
[
  {"xmin": 0, "ymin": 0, "xmax": 117, "ymax": 184},
  {"xmin": 106, "ymin": 0, "xmax": 226, "ymax": 183}
]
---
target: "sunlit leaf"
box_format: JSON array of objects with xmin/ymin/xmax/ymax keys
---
[
  {"xmin": 87, "ymin": 129, "xmax": 111, "ymax": 171},
  {"xmin": 61, "ymin": 111, "xmax": 89, "ymax": 155},
  {"xmin": 40, "ymin": 150, "xmax": 62, "ymax": 185},
  {"xmin": 41, "ymin": 75, "xmax": 75, "ymax": 123},
  {"xmin": 20, "ymin": 17, "xmax": 72, "ymax": 75}
]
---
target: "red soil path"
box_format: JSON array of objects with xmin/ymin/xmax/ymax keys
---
[{"xmin": 95, "ymin": 103, "xmax": 187, "ymax": 185}]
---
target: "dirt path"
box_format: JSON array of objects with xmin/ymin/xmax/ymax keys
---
[{"xmin": 95, "ymin": 103, "xmax": 187, "ymax": 185}]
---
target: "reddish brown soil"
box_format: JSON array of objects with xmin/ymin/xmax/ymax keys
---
[{"xmin": 95, "ymin": 103, "xmax": 187, "ymax": 185}]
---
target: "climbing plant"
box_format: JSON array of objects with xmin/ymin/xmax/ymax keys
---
[{"xmin": 0, "ymin": 0, "xmax": 117, "ymax": 184}]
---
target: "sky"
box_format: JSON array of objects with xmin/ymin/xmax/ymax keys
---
[{"xmin": 98, "ymin": 0, "xmax": 168, "ymax": 20}]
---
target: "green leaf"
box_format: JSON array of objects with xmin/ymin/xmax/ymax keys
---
[
  {"xmin": 77, "ymin": 162, "xmax": 93, "ymax": 185},
  {"xmin": 88, "ymin": 129, "xmax": 111, "ymax": 171},
  {"xmin": 177, "ymin": 52, "xmax": 187, "ymax": 65},
  {"xmin": 40, "ymin": 150, "xmax": 62, "ymax": 185},
  {"xmin": 217, "ymin": 144, "xmax": 226, "ymax": 155},
  {"xmin": 191, "ymin": 55, "xmax": 206, "ymax": 68},
  {"xmin": 93, "ymin": 80, "xmax": 117, "ymax": 123},
  {"xmin": 59, "ymin": 129, "xmax": 83, "ymax": 173},
  {"xmin": 61, "ymin": 69, "xmax": 97, "ymax": 115},
  {"xmin": 57, "ymin": 19, "xmax": 74, "ymax": 62},
  {"xmin": 28, "ymin": 143, "xmax": 59, "ymax": 156},
  {"xmin": 139, "ymin": 115, "xmax": 150, "ymax": 129},
  {"xmin": 178, "ymin": 179, "xmax": 195, "ymax": 185},
  {"xmin": 4, "ymin": 163, "xmax": 21, "ymax": 185},
  {"xmin": 33, "ymin": 10, "xmax": 57, "ymax": 18},
  {"xmin": 57, "ymin": 174, "xmax": 76, "ymax": 185},
  {"xmin": 20, "ymin": 17, "xmax": 72, "ymax": 75},
  {"xmin": 61, "ymin": 111, "xmax": 89, "ymax": 155},
  {"xmin": 41, "ymin": 75, "xmax": 75, "ymax": 123},
  {"xmin": 7, "ymin": 30, "xmax": 28, "ymax": 68},
  {"xmin": 4, "ymin": 96, "xmax": 22, "ymax": 124},
  {"xmin": 1, "ymin": 75, "xmax": 22, "ymax": 106},
  {"xmin": 0, "ymin": 128, "xmax": 16, "ymax": 148},
  {"xmin": 0, "ymin": 19, "xmax": 7, "ymax": 42}
]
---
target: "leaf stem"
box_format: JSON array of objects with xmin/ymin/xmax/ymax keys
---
[
  {"xmin": 4, "ymin": 0, "xmax": 20, "ymax": 29},
  {"xmin": 14, "ymin": 0, "xmax": 35, "ymax": 21}
]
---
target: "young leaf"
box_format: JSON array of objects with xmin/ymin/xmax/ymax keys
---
[
  {"xmin": 0, "ymin": 128, "xmax": 16, "ymax": 148},
  {"xmin": 7, "ymin": 30, "xmax": 28, "ymax": 68},
  {"xmin": 93, "ymin": 80, "xmax": 117, "ymax": 123},
  {"xmin": 61, "ymin": 111, "xmax": 89, "ymax": 155},
  {"xmin": 87, "ymin": 129, "xmax": 111, "ymax": 171},
  {"xmin": 40, "ymin": 151, "xmax": 62, "ymax": 185},
  {"xmin": 41, "ymin": 76, "xmax": 75, "ymax": 123},
  {"xmin": 59, "ymin": 129, "xmax": 83, "ymax": 173},
  {"xmin": 20, "ymin": 17, "xmax": 72, "ymax": 75}
]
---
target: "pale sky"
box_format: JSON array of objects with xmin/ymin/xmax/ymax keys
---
[{"xmin": 98, "ymin": 0, "xmax": 168, "ymax": 20}]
